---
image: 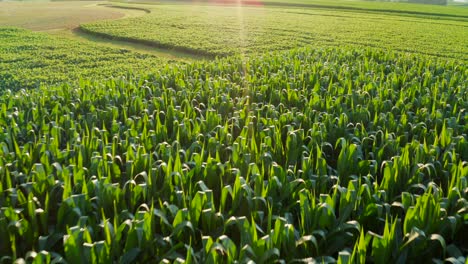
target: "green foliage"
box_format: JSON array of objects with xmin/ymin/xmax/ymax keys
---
[
  {"xmin": 0, "ymin": 27, "xmax": 170, "ymax": 91},
  {"xmin": 0, "ymin": 47, "xmax": 466, "ymax": 262},
  {"xmin": 81, "ymin": 3, "xmax": 468, "ymax": 59}
]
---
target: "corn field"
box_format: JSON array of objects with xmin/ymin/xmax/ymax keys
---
[{"xmin": 0, "ymin": 48, "xmax": 467, "ymax": 263}]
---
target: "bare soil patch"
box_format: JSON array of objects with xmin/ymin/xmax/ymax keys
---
[{"xmin": 0, "ymin": 1, "xmax": 130, "ymax": 31}]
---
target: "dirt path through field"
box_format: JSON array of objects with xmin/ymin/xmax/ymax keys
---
[{"xmin": 0, "ymin": 1, "xmax": 202, "ymax": 61}]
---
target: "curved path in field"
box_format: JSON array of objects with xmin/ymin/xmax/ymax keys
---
[
  {"xmin": 69, "ymin": 4, "xmax": 206, "ymax": 60},
  {"xmin": 70, "ymin": 3, "xmax": 206, "ymax": 60},
  {"xmin": 71, "ymin": 4, "xmax": 208, "ymax": 60},
  {"xmin": 0, "ymin": 1, "xmax": 204, "ymax": 61}
]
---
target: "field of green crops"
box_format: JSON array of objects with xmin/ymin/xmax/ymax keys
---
[
  {"xmin": 1, "ymin": 47, "xmax": 467, "ymax": 262},
  {"xmin": 1, "ymin": 0, "xmax": 468, "ymax": 263},
  {"xmin": 81, "ymin": 3, "xmax": 468, "ymax": 59},
  {"xmin": 119, "ymin": 0, "xmax": 468, "ymax": 17},
  {"xmin": 0, "ymin": 27, "xmax": 171, "ymax": 90}
]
